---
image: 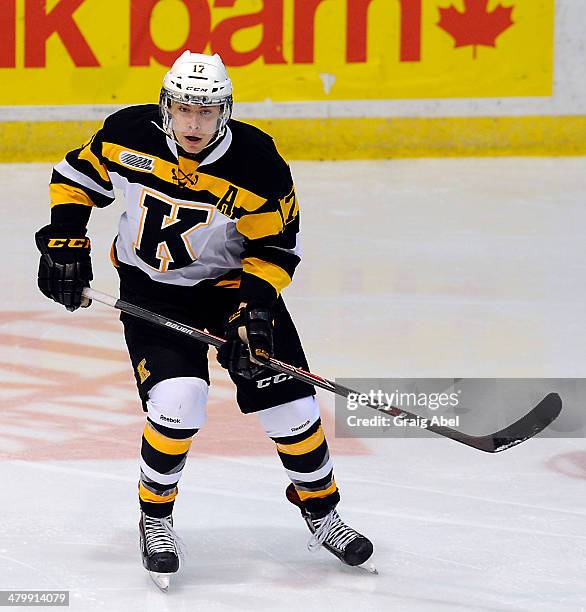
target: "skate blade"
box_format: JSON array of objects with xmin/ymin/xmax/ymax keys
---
[
  {"xmin": 359, "ymin": 561, "xmax": 378, "ymax": 575},
  {"xmin": 339, "ymin": 558, "xmax": 378, "ymax": 574},
  {"xmin": 345, "ymin": 560, "xmax": 378, "ymax": 575},
  {"xmin": 149, "ymin": 571, "xmax": 171, "ymax": 592}
]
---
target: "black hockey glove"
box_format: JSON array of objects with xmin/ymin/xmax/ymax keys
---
[
  {"xmin": 35, "ymin": 223, "xmax": 93, "ymax": 312},
  {"xmin": 217, "ymin": 306, "xmax": 273, "ymax": 379}
]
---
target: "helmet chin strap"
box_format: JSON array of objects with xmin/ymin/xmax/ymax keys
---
[
  {"xmin": 151, "ymin": 120, "xmax": 225, "ymax": 154},
  {"xmin": 188, "ymin": 125, "xmax": 226, "ymax": 152}
]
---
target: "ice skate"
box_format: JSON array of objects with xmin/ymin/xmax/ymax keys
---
[
  {"xmin": 286, "ymin": 484, "xmax": 377, "ymax": 574},
  {"xmin": 139, "ymin": 512, "xmax": 182, "ymax": 591}
]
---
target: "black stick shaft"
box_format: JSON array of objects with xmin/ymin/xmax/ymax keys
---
[{"xmin": 83, "ymin": 287, "xmax": 561, "ymax": 453}]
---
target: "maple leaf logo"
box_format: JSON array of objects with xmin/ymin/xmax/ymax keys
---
[{"xmin": 437, "ymin": 0, "xmax": 515, "ymax": 59}]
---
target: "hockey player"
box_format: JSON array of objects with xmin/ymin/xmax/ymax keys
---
[{"xmin": 35, "ymin": 51, "xmax": 374, "ymax": 589}]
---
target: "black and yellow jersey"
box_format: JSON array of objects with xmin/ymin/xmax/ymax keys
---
[{"xmin": 49, "ymin": 104, "xmax": 301, "ymax": 306}]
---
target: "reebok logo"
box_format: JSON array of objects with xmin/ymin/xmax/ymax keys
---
[
  {"xmin": 160, "ymin": 415, "xmax": 181, "ymax": 424},
  {"xmin": 290, "ymin": 419, "xmax": 310, "ymax": 432}
]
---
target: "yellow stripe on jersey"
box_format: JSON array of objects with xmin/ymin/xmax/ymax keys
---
[
  {"xmin": 296, "ymin": 480, "xmax": 338, "ymax": 502},
  {"xmin": 214, "ymin": 278, "xmax": 241, "ymax": 288},
  {"xmin": 242, "ymin": 257, "xmax": 292, "ymax": 295},
  {"xmin": 178, "ymin": 155, "xmax": 199, "ymax": 178},
  {"xmin": 109, "ymin": 242, "xmax": 119, "ymax": 268},
  {"xmin": 78, "ymin": 140, "xmax": 110, "ymax": 183},
  {"xmin": 276, "ymin": 426, "xmax": 325, "ymax": 456},
  {"xmin": 142, "ymin": 423, "xmax": 193, "ymax": 456},
  {"xmin": 236, "ymin": 211, "xmax": 283, "ymax": 240},
  {"xmin": 279, "ymin": 187, "xmax": 299, "ymax": 225},
  {"xmin": 139, "ymin": 482, "xmax": 178, "ymax": 504},
  {"xmin": 196, "ymin": 174, "xmax": 266, "ymax": 215},
  {"xmin": 101, "ymin": 142, "xmax": 267, "ymax": 213},
  {"xmin": 50, "ymin": 183, "xmax": 96, "ymax": 208},
  {"xmin": 102, "ymin": 142, "xmax": 169, "ymax": 176}
]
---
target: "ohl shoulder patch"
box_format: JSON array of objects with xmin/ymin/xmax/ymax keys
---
[{"xmin": 119, "ymin": 151, "xmax": 155, "ymax": 172}]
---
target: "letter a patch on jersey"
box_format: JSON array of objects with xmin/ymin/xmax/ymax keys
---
[
  {"xmin": 137, "ymin": 358, "xmax": 151, "ymax": 384},
  {"xmin": 217, "ymin": 185, "xmax": 238, "ymax": 218}
]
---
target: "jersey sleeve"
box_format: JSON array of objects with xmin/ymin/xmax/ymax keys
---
[
  {"xmin": 236, "ymin": 164, "xmax": 302, "ymax": 307},
  {"xmin": 50, "ymin": 126, "xmax": 116, "ymax": 216}
]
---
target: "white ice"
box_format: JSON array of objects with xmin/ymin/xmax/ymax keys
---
[{"xmin": 1, "ymin": 158, "xmax": 586, "ymax": 611}]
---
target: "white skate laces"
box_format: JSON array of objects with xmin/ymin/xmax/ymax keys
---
[
  {"xmin": 307, "ymin": 509, "xmax": 360, "ymax": 553},
  {"xmin": 143, "ymin": 515, "xmax": 186, "ymax": 561}
]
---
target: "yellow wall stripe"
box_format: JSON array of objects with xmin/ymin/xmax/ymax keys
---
[
  {"xmin": 143, "ymin": 423, "xmax": 192, "ymax": 456},
  {"xmin": 249, "ymin": 116, "xmax": 586, "ymax": 159},
  {"xmin": 50, "ymin": 183, "xmax": 95, "ymax": 208},
  {"xmin": 242, "ymin": 257, "xmax": 292, "ymax": 295},
  {"xmin": 297, "ymin": 480, "xmax": 338, "ymax": 502},
  {"xmin": 276, "ymin": 426, "xmax": 325, "ymax": 456},
  {"xmin": 4, "ymin": 116, "xmax": 586, "ymax": 162},
  {"xmin": 139, "ymin": 482, "xmax": 178, "ymax": 504},
  {"xmin": 1, "ymin": 120, "xmax": 101, "ymax": 163}
]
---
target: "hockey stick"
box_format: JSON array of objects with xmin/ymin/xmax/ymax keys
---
[{"xmin": 82, "ymin": 287, "xmax": 561, "ymax": 453}]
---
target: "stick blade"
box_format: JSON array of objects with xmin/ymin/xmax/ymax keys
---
[{"xmin": 477, "ymin": 392, "xmax": 562, "ymax": 453}]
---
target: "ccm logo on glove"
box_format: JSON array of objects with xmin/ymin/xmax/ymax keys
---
[
  {"xmin": 47, "ymin": 238, "xmax": 91, "ymax": 248},
  {"xmin": 35, "ymin": 223, "xmax": 93, "ymax": 312}
]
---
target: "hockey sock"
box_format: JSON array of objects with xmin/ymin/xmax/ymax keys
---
[
  {"xmin": 139, "ymin": 418, "xmax": 198, "ymax": 518},
  {"xmin": 271, "ymin": 417, "xmax": 340, "ymax": 516}
]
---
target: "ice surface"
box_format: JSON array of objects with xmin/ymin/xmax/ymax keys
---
[{"xmin": 1, "ymin": 159, "xmax": 585, "ymax": 610}]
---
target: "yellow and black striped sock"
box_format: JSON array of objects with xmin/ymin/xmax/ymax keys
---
[
  {"xmin": 272, "ymin": 417, "xmax": 340, "ymax": 516},
  {"xmin": 139, "ymin": 418, "xmax": 197, "ymax": 518}
]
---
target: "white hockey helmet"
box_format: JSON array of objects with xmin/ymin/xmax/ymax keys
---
[{"xmin": 160, "ymin": 51, "xmax": 233, "ymax": 146}]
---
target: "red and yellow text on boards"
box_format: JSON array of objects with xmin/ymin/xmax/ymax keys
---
[{"xmin": 0, "ymin": 0, "xmax": 554, "ymax": 105}]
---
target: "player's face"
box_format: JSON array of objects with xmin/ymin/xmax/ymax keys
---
[{"xmin": 170, "ymin": 102, "xmax": 222, "ymax": 154}]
